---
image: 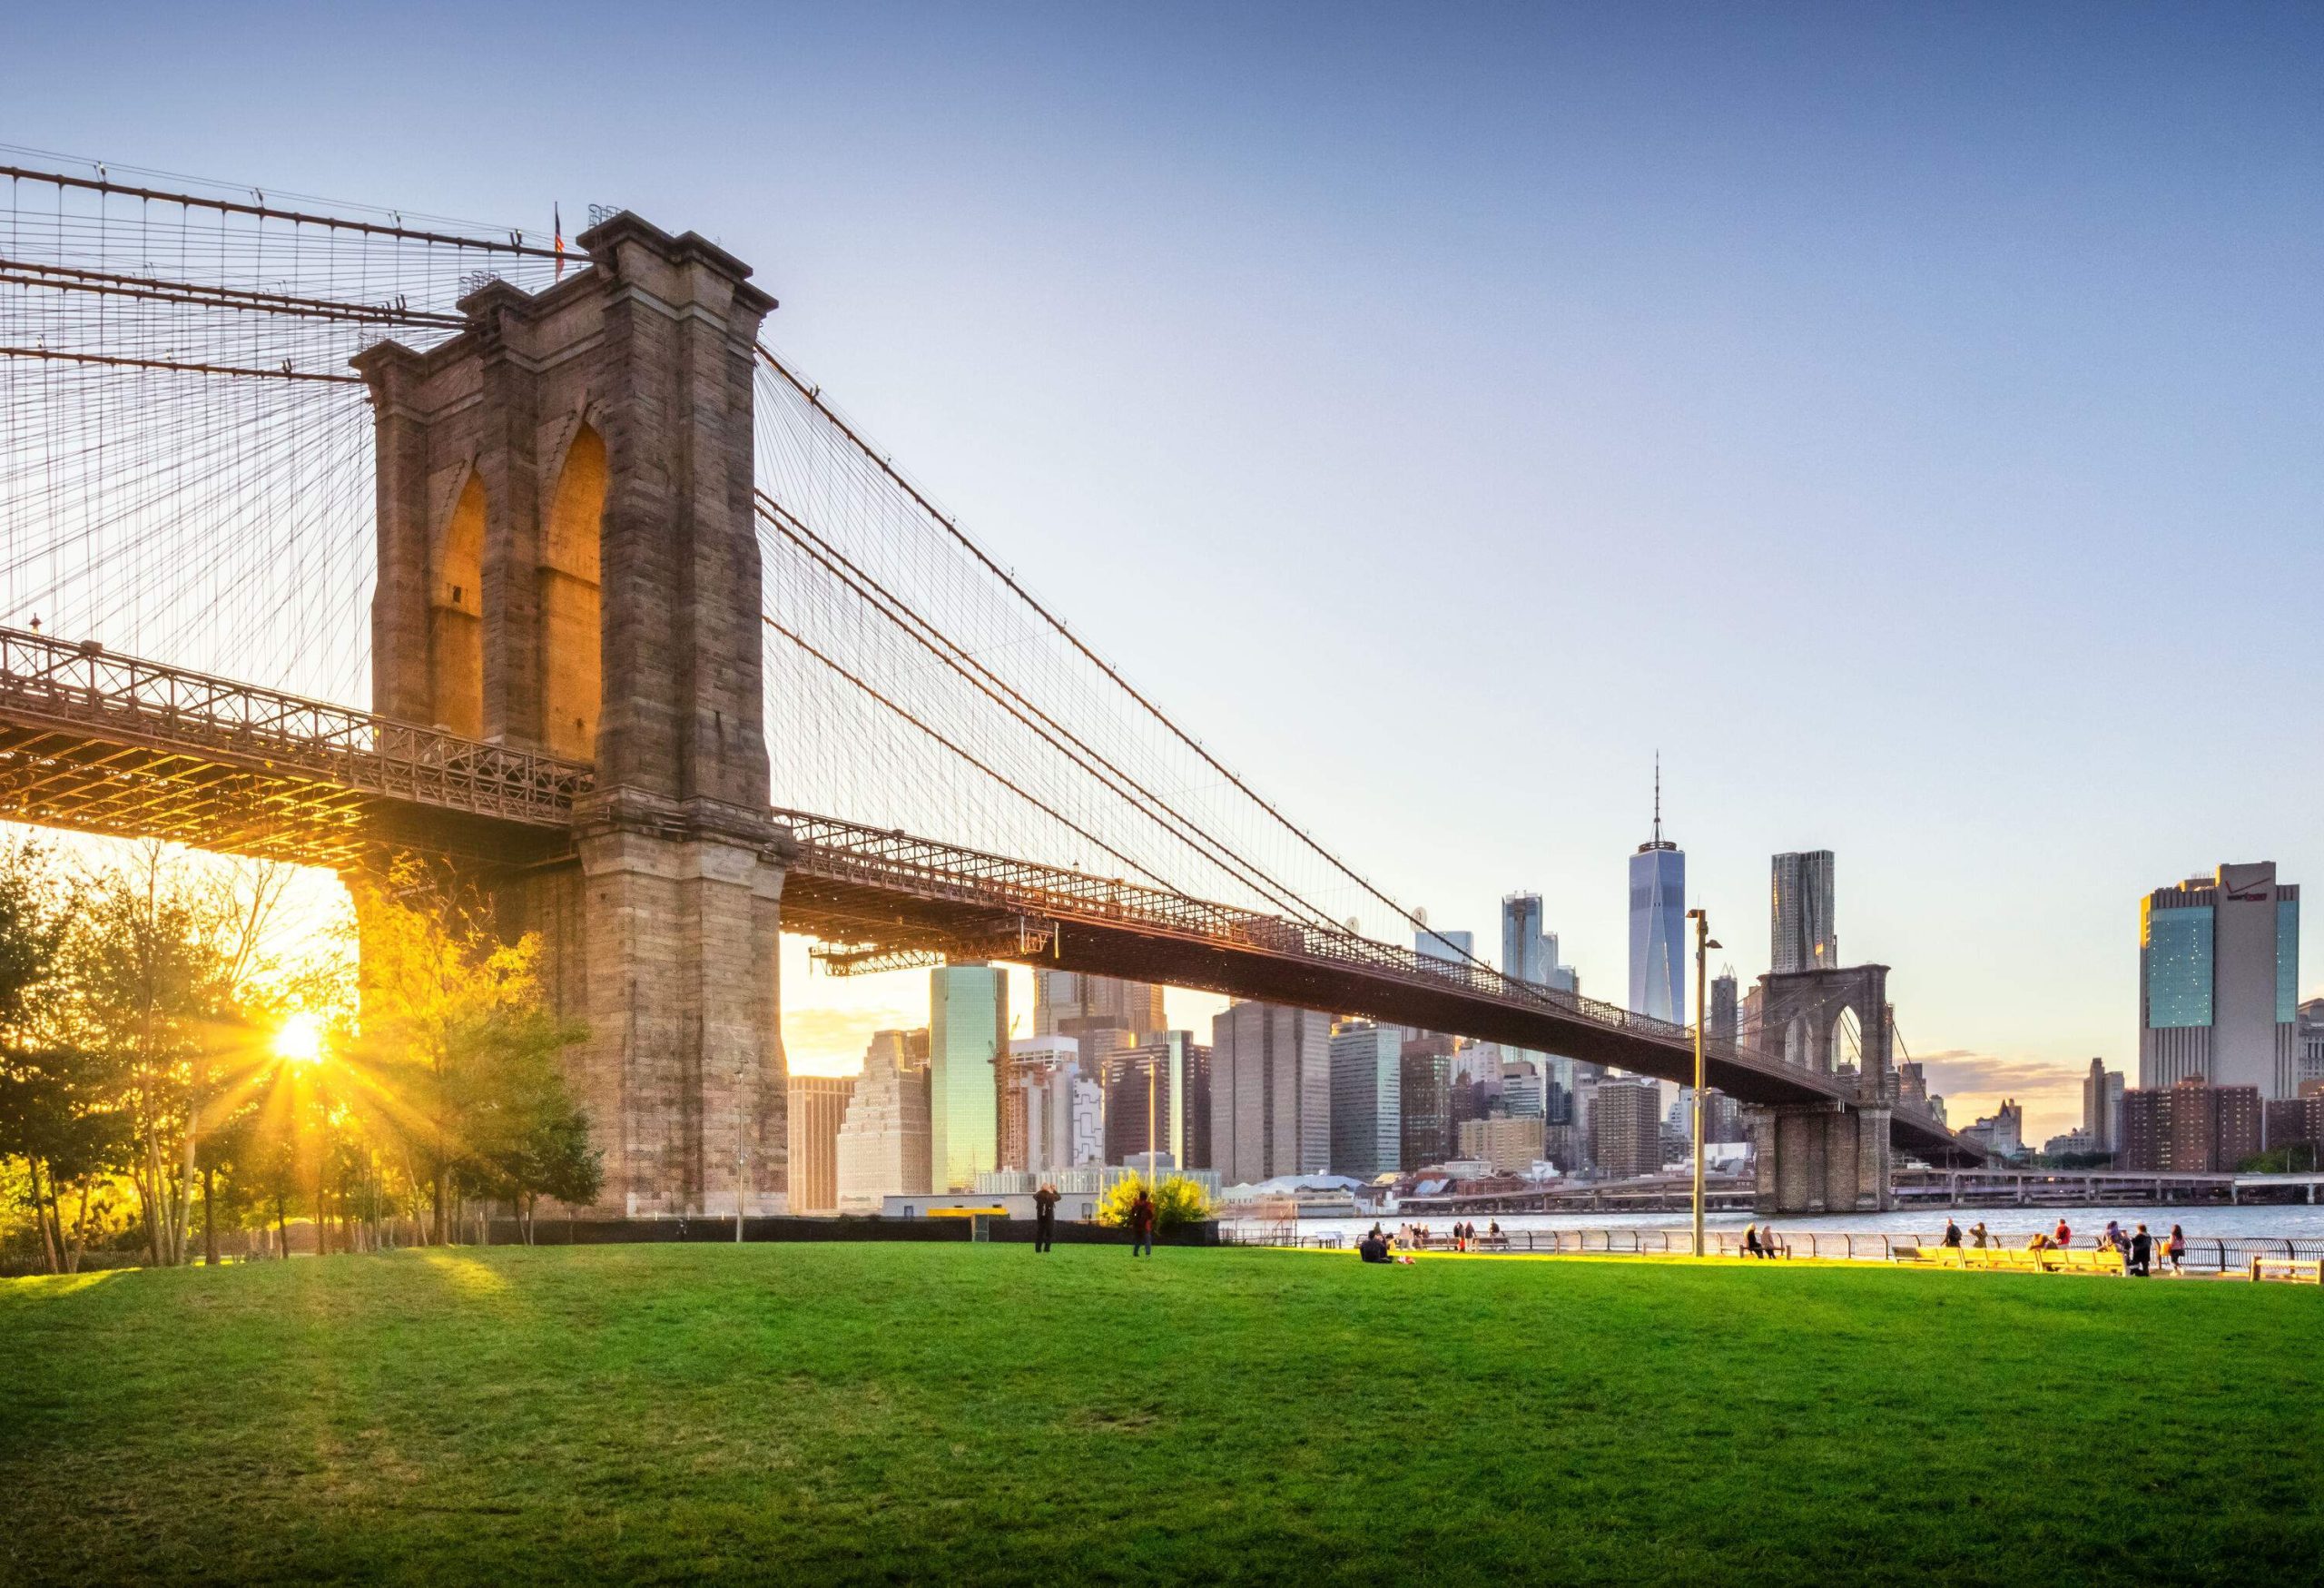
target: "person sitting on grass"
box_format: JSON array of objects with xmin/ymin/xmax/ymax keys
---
[{"xmin": 1358, "ymin": 1230, "xmax": 1392, "ymax": 1264}]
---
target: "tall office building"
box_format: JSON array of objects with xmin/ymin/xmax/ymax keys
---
[
  {"xmin": 1399, "ymin": 1034, "xmax": 1455, "ymax": 1169},
  {"xmin": 1502, "ymin": 893, "xmax": 1547, "ymax": 984},
  {"xmin": 2139, "ymin": 863, "xmax": 2301, "ymax": 1098},
  {"xmin": 785, "ymin": 1074, "xmax": 857, "ymax": 1214},
  {"xmin": 1770, "ymin": 851, "xmax": 1837, "ymax": 973},
  {"xmin": 833, "ymin": 1030, "xmax": 931, "ymax": 1211},
  {"xmin": 1629, "ymin": 764, "xmax": 1686, "ymax": 1022},
  {"xmin": 1592, "ymin": 1078, "xmax": 1663, "ymax": 1179},
  {"xmin": 1209, "ymin": 1001, "xmax": 1331, "ymax": 1184},
  {"xmin": 2120, "ymin": 1080, "xmax": 2262, "ymax": 1173},
  {"xmin": 1500, "ymin": 893, "xmax": 1577, "ymax": 1089},
  {"xmin": 929, "ymin": 963, "xmax": 1009, "ymax": 1191},
  {"xmin": 1415, "ymin": 925, "xmax": 1474, "ymax": 964},
  {"xmin": 1709, "ymin": 972, "xmax": 1739, "ymax": 1048},
  {"xmin": 2082, "ymin": 1059, "xmax": 2125, "ymax": 1155},
  {"xmin": 1000, "ymin": 1036, "xmax": 1083, "ymax": 1175},
  {"xmin": 1032, "ymin": 969, "xmax": 1167, "ymax": 1044},
  {"xmin": 1103, "ymin": 1033, "xmax": 1212, "ymax": 1170},
  {"xmin": 1457, "ymin": 1115, "xmax": 1547, "ymax": 1175},
  {"xmin": 1329, "ymin": 1021, "xmax": 1402, "ymax": 1179}
]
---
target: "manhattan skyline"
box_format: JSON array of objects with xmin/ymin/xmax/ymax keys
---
[{"xmin": 8, "ymin": 2, "xmax": 2320, "ymax": 1140}]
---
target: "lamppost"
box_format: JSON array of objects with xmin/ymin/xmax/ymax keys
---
[{"xmin": 1685, "ymin": 907, "xmax": 1722, "ymax": 1257}]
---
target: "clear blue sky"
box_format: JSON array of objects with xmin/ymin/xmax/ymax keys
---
[{"xmin": 12, "ymin": 2, "xmax": 2321, "ymax": 1136}]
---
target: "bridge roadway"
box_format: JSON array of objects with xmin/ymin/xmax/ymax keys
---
[{"xmin": 0, "ymin": 626, "xmax": 1979, "ymax": 1165}]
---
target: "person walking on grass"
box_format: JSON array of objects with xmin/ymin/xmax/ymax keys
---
[
  {"xmin": 1032, "ymin": 1183, "xmax": 1059, "ymax": 1254},
  {"xmin": 1129, "ymin": 1186, "xmax": 1157, "ymax": 1258}
]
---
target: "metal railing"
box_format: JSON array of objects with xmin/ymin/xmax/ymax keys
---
[{"xmin": 0, "ymin": 626, "xmax": 592, "ymax": 827}]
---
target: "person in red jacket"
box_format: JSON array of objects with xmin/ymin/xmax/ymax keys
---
[{"xmin": 1128, "ymin": 1188, "xmax": 1157, "ymax": 1258}]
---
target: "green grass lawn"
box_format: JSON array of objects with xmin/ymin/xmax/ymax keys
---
[{"xmin": 4, "ymin": 1244, "xmax": 2321, "ymax": 1586}]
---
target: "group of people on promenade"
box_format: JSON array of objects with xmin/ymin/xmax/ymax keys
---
[
  {"xmin": 1939, "ymin": 1215, "xmax": 2187, "ymax": 1275},
  {"xmin": 1356, "ymin": 1220, "xmax": 1508, "ymax": 1262},
  {"xmin": 1739, "ymin": 1224, "xmax": 1788, "ymax": 1258}
]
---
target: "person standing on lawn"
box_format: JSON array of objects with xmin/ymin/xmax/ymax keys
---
[
  {"xmin": 1129, "ymin": 1187, "xmax": 1157, "ymax": 1258},
  {"xmin": 1032, "ymin": 1184, "xmax": 1059, "ymax": 1254}
]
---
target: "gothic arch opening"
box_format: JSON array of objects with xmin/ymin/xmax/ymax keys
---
[
  {"xmin": 1830, "ymin": 1005, "xmax": 1864, "ymax": 1074},
  {"xmin": 429, "ymin": 471, "xmax": 485, "ymax": 736},
  {"xmin": 540, "ymin": 423, "xmax": 605, "ymax": 758}
]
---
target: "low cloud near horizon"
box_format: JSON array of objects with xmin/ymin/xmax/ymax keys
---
[{"xmin": 1915, "ymin": 1050, "xmax": 2089, "ymax": 1141}]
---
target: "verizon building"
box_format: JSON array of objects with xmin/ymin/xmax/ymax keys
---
[{"xmin": 2140, "ymin": 863, "xmax": 2301, "ymax": 1099}]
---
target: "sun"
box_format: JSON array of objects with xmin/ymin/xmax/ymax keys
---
[{"xmin": 273, "ymin": 1011, "xmax": 325, "ymax": 1066}]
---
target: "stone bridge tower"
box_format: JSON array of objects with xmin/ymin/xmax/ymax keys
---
[
  {"xmin": 354, "ymin": 213, "xmax": 787, "ymax": 1217},
  {"xmin": 1746, "ymin": 964, "xmax": 1895, "ymax": 1213}
]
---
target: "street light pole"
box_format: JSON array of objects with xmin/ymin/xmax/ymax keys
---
[{"xmin": 1686, "ymin": 908, "xmax": 1721, "ymax": 1258}]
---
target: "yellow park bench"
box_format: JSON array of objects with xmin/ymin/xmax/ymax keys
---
[
  {"xmin": 2037, "ymin": 1247, "xmax": 2126, "ymax": 1276},
  {"xmin": 1904, "ymin": 1244, "xmax": 2121, "ymax": 1275},
  {"xmin": 2248, "ymin": 1258, "xmax": 2323, "ymax": 1285}
]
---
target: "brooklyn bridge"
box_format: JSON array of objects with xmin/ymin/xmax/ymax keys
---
[{"xmin": 0, "ymin": 159, "xmax": 1980, "ymax": 1216}]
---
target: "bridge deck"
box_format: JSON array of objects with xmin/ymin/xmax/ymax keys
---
[
  {"xmin": 774, "ymin": 811, "xmax": 1969, "ymax": 1161},
  {"xmin": 0, "ymin": 628, "xmax": 587, "ymax": 864},
  {"xmin": 0, "ymin": 630, "xmax": 1976, "ymax": 1164}
]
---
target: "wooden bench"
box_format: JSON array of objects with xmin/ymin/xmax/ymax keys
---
[{"xmin": 2249, "ymin": 1258, "xmax": 2323, "ymax": 1285}]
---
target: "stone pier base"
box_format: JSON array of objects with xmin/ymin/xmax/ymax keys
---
[{"xmin": 1751, "ymin": 1104, "xmax": 1892, "ymax": 1214}]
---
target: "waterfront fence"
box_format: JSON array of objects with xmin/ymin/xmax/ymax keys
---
[{"xmin": 1217, "ymin": 1225, "xmax": 2324, "ymax": 1273}]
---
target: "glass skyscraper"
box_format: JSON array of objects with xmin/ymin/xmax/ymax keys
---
[
  {"xmin": 1628, "ymin": 774, "xmax": 1686, "ymax": 1024},
  {"xmin": 2139, "ymin": 863, "xmax": 2301, "ymax": 1098},
  {"xmin": 1415, "ymin": 925, "xmax": 1474, "ymax": 964},
  {"xmin": 1328, "ymin": 1020, "xmax": 1403, "ymax": 1179},
  {"xmin": 1502, "ymin": 893, "xmax": 1546, "ymax": 984},
  {"xmin": 1769, "ymin": 850, "xmax": 1837, "ymax": 973},
  {"xmin": 929, "ymin": 963, "xmax": 1009, "ymax": 1190}
]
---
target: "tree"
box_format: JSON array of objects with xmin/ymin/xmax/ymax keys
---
[
  {"xmin": 54, "ymin": 845, "xmax": 310, "ymax": 1267},
  {"xmin": 1094, "ymin": 1172, "xmax": 1215, "ymax": 1233},
  {"xmin": 349, "ymin": 864, "xmax": 589, "ymax": 1243},
  {"xmin": 0, "ymin": 840, "xmax": 131, "ymax": 1275},
  {"xmin": 0, "ymin": 1047, "xmax": 133, "ymax": 1274}
]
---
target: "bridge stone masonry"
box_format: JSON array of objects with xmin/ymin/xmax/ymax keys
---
[
  {"xmin": 353, "ymin": 214, "xmax": 787, "ymax": 1218},
  {"xmin": 1747, "ymin": 965, "xmax": 1896, "ymax": 1213}
]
